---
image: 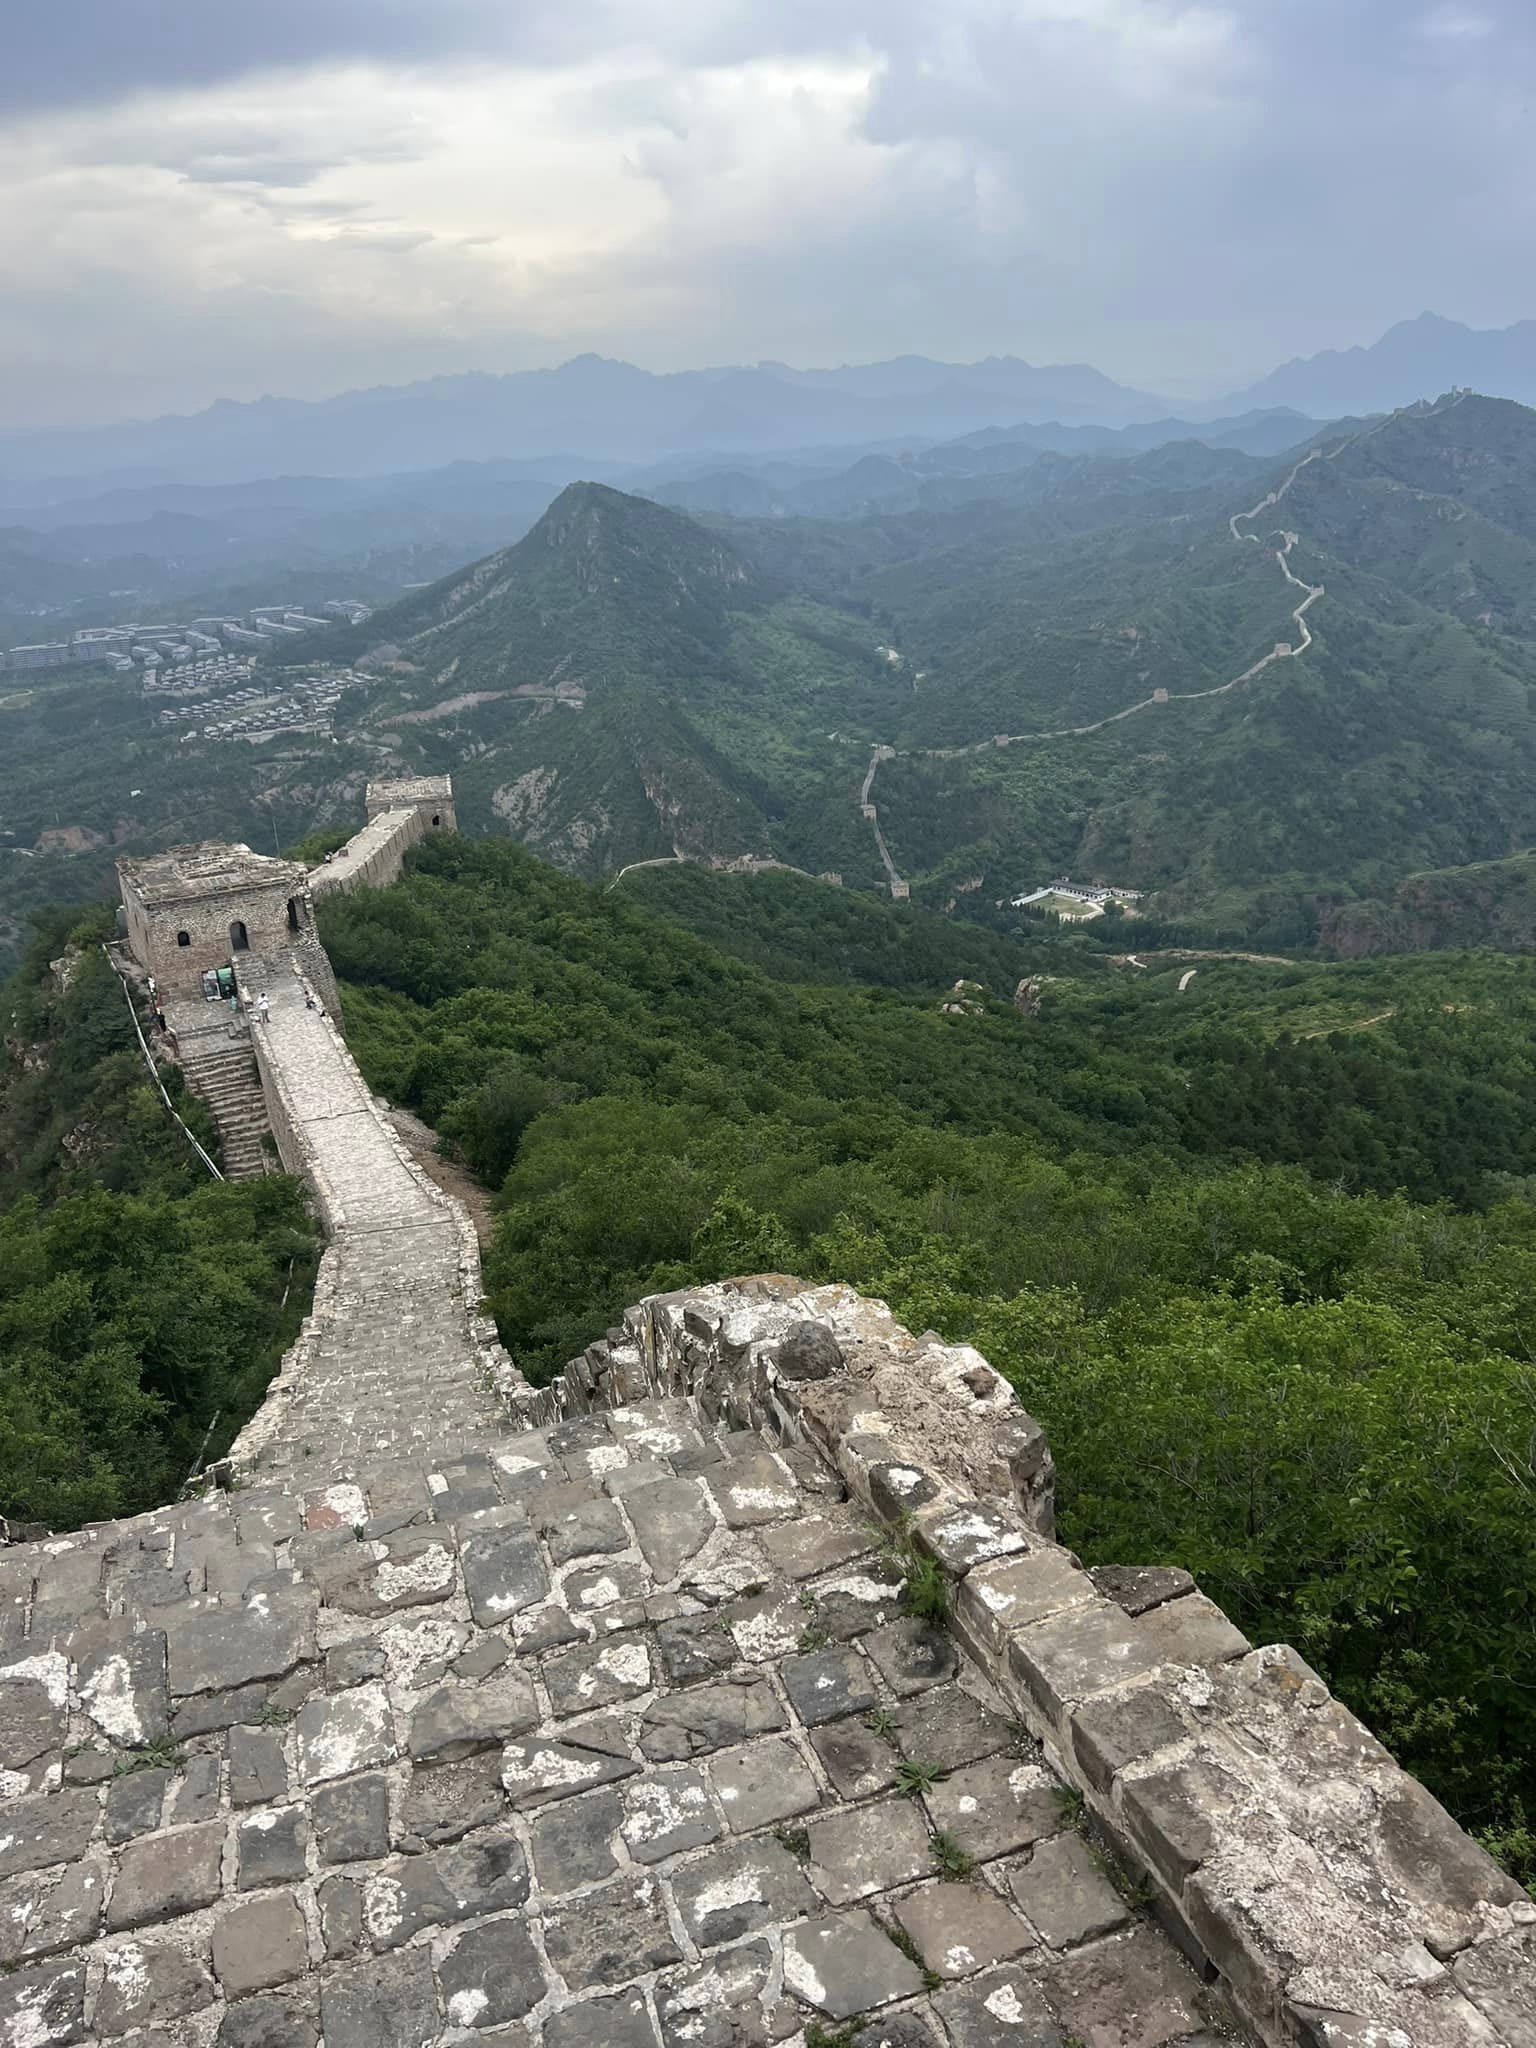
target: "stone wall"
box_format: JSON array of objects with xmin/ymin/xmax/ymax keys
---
[
  {"xmin": 535, "ymin": 1274, "xmax": 1536, "ymax": 2048},
  {"xmin": 309, "ymin": 807, "xmax": 430, "ymax": 901}
]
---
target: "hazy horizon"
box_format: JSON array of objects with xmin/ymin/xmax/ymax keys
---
[{"xmin": 5, "ymin": 0, "xmax": 1535, "ymax": 429}]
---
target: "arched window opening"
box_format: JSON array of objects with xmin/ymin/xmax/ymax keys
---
[
  {"xmin": 431, "ymin": 814, "xmax": 441, "ymax": 827},
  {"xmin": 230, "ymin": 919, "xmax": 249, "ymax": 953},
  {"xmin": 177, "ymin": 930, "xmax": 191, "ymax": 948},
  {"xmin": 287, "ymin": 896, "xmax": 304, "ymax": 932}
]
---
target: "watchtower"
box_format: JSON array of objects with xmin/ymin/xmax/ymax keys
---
[
  {"xmin": 117, "ymin": 843, "xmax": 317, "ymax": 994},
  {"xmin": 365, "ymin": 774, "xmax": 456, "ymax": 833}
]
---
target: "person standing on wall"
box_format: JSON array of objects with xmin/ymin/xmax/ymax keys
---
[{"xmin": 257, "ymin": 992, "xmax": 270, "ymax": 1025}]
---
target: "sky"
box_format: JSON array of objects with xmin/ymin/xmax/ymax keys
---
[{"xmin": 3, "ymin": 0, "xmax": 1534, "ymax": 425}]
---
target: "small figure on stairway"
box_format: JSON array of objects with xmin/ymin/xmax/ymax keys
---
[
  {"xmin": 304, "ymin": 988, "xmax": 316, "ymax": 1010},
  {"xmin": 257, "ymin": 993, "xmax": 270, "ymax": 1025}
]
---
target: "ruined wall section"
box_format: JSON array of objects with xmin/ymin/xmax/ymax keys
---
[{"xmin": 536, "ymin": 1275, "xmax": 1536, "ymax": 2048}]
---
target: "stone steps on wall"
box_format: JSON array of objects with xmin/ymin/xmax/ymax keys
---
[{"xmin": 177, "ymin": 1035, "xmax": 275, "ymax": 1182}]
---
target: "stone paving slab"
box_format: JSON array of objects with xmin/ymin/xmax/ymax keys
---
[{"xmin": 0, "ymin": 1397, "xmax": 1239, "ymax": 2048}]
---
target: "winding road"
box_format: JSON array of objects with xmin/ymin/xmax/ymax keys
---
[{"xmin": 854, "ymin": 393, "xmax": 1469, "ymax": 899}]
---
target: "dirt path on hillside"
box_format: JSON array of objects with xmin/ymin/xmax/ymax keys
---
[{"xmin": 383, "ymin": 1103, "xmax": 498, "ymax": 1253}]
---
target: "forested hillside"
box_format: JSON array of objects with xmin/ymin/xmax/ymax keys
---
[
  {"xmin": 0, "ymin": 908, "xmax": 317, "ymax": 1526},
  {"xmin": 316, "ymin": 840, "xmax": 1536, "ymax": 1866},
  {"xmin": 262, "ymin": 392, "xmax": 1536, "ymax": 956},
  {"xmin": 12, "ymin": 393, "xmax": 1536, "ymax": 975}
]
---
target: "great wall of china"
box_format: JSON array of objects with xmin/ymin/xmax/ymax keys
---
[{"xmin": 1, "ymin": 775, "xmax": 1531, "ymax": 2048}]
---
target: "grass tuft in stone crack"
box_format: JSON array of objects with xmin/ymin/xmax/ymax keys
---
[
  {"xmin": 870, "ymin": 1515, "xmax": 950, "ymax": 1627},
  {"xmin": 895, "ymin": 1757, "xmax": 947, "ymax": 1797},
  {"xmin": 807, "ymin": 2024, "xmax": 867, "ymax": 2048},
  {"xmin": 1052, "ymin": 1783, "xmax": 1085, "ymax": 1827},
  {"xmin": 113, "ymin": 1738, "xmax": 186, "ymax": 1777},
  {"xmin": 775, "ymin": 1825, "xmax": 812, "ymax": 1862},
  {"xmin": 864, "ymin": 1706, "xmax": 898, "ymax": 1743},
  {"xmin": 883, "ymin": 1921, "xmax": 942, "ymax": 1991},
  {"xmin": 930, "ymin": 1828, "xmax": 976, "ymax": 1880}
]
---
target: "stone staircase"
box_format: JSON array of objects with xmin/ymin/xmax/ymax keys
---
[
  {"xmin": 158, "ymin": 991, "xmax": 274, "ymax": 1181},
  {"xmin": 181, "ymin": 1039, "xmax": 272, "ymax": 1179}
]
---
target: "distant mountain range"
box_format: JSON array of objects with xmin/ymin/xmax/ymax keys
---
[
  {"xmin": 4, "ymin": 314, "xmax": 1535, "ymax": 495},
  {"xmin": 0, "ymin": 355, "xmax": 1169, "ymax": 491},
  {"xmin": 1208, "ymin": 312, "xmax": 1536, "ymax": 419}
]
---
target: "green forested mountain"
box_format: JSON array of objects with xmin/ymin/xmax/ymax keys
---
[
  {"xmin": 10, "ymin": 393, "xmax": 1536, "ymax": 979},
  {"xmin": 278, "ymin": 392, "xmax": 1536, "ymax": 951},
  {"xmin": 310, "ymin": 838, "xmax": 1536, "ymax": 1867}
]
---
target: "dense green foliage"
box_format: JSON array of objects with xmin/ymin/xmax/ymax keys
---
[
  {"xmin": 322, "ymin": 840, "xmax": 1536, "ymax": 1857},
  {"xmin": 0, "ymin": 908, "xmax": 318, "ymax": 1526}
]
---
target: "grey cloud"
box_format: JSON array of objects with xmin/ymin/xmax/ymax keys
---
[{"xmin": 1, "ymin": 0, "xmax": 1535, "ymax": 423}]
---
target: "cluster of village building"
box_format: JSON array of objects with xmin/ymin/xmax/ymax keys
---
[{"xmin": 0, "ymin": 598, "xmax": 371, "ymax": 674}]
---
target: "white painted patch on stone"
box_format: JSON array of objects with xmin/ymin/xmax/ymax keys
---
[
  {"xmin": 364, "ymin": 1874, "xmax": 405, "ymax": 1944},
  {"xmin": 78, "ymin": 1655, "xmax": 145, "ymax": 1744},
  {"xmin": 727, "ymin": 1486, "xmax": 796, "ymax": 1513},
  {"xmin": 691, "ymin": 1865, "xmax": 767, "ymax": 1921},
  {"xmin": 102, "ymin": 1944, "xmax": 150, "ymax": 2007},
  {"xmin": 572, "ymin": 1575, "xmax": 621, "ymax": 1610},
  {"xmin": 781, "ymin": 1941, "xmax": 829, "ymax": 2009},
  {"xmin": 883, "ymin": 1467, "xmax": 927, "ymax": 1496},
  {"xmin": 583, "ymin": 1445, "xmax": 628, "ymax": 1474},
  {"xmin": 373, "ymin": 1542, "xmax": 454, "ymax": 1605},
  {"xmin": 732, "ymin": 1610, "xmax": 797, "ymax": 1660},
  {"xmin": 379, "ymin": 1616, "xmax": 464, "ymax": 1691},
  {"xmin": 0, "ymin": 1653, "xmax": 69, "ymax": 1710},
  {"xmin": 501, "ymin": 1746, "xmax": 604, "ymax": 1792},
  {"xmin": 447, "ymin": 1988, "xmax": 490, "ymax": 2027},
  {"xmin": 319, "ymin": 1483, "xmax": 368, "ymax": 1525},
  {"xmin": 984, "ymin": 1984, "xmax": 1028, "ymax": 2024},
  {"xmin": 935, "ymin": 1512, "xmax": 1024, "ymax": 1558},
  {"xmin": 302, "ymin": 1684, "xmax": 395, "ymax": 1783},
  {"xmin": 946, "ymin": 1946, "xmax": 976, "ymax": 1972}
]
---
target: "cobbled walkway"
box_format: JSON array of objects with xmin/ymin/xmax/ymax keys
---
[
  {"xmin": 229, "ymin": 961, "xmax": 509, "ymax": 1484},
  {"xmin": 0, "ymin": 1397, "xmax": 1234, "ymax": 2048}
]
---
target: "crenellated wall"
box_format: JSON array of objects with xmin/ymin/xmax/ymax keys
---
[{"xmin": 534, "ymin": 1274, "xmax": 1536, "ymax": 2048}]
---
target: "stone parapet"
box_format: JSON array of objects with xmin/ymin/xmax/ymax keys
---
[
  {"xmin": 309, "ymin": 807, "xmax": 428, "ymax": 899},
  {"xmin": 536, "ymin": 1276, "xmax": 1535, "ymax": 2047}
]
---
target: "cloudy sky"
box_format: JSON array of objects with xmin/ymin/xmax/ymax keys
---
[{"xmin": 3, "ymin": 0, "xmax": 1533, "ymax": 424}]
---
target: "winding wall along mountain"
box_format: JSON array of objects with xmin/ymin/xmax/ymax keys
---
[{"xmin": 328, "ymin": 395, "xmax": 1536, "ymax": 946}]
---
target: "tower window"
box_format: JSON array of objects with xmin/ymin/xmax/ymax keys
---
[{"xmin": 177, "ymin": 930, "xmax": 191, "ymax": 947}]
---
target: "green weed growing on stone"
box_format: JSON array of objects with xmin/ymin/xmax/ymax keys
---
[
  {"xmin": 256, "ymin": 1702, "xmax": 292, "ymax": 1728},
  {"xmin": 1053, "ymin": 1783, "xmax": 1085, "ymax": 1827},
  {"xmin": 865, "ymin": 1707, "xmax": 898, "ymax": 1743},
  {"xmin": 871, "ymin": 1515, "xmax": 951, "ymax": 1628},
  {"xmin": 883, "ymin": 1922, "xmax": 941, "ymax": 1991},
  {"xmin": 895, "ymin": 1758, "xmax": 947, "ymax": 1797},
  {"xmin": 113, "ymin": 1739, "xmax": 185, "ymax": 1777},
  {"xmin": 930, "ymin": 1829, "xmax": 976, "ymax": 1880},
  {"xmin": 806, "ymin": 2023, "xmax": 866, "ymax": 2048},
  {"xmin": 775, "ymin": 1826, "xmax": 811, "ymax": 1862}
]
